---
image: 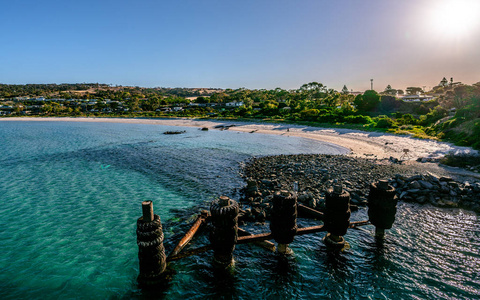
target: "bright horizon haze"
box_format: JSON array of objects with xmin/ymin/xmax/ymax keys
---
[{"xmin": 1, "ymin": 0, "xmax": 479, "ymax": 92}]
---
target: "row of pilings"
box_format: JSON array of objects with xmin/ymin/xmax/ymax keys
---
[{"xmin": 135, "ymin": 179, "xmax": 397, "ymax": 288}]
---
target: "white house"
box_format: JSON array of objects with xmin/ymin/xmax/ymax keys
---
[
  {"xmin": 401, "ymin": 95, "xmax": 435, "ymax": 102},
  {"xmin": 225, "ymin": 101, "xmax": 244, "ymax": 107}
]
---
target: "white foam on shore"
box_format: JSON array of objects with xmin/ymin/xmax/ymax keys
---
[{"xmin": 2, "ymin": 117, "xmax": 477, "ymax": 160}]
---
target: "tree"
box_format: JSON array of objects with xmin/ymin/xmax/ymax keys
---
[
  {"xmin": 341, "ymin": 85, "xmax": 349, "ymax": 95},
  {"xmin": 42, "ymin": 104, "xmax": 53, "ymax": 114},
  {"xmin": 383, "ymin": 85, "xmax": 397, "ymax": 96},
  {"xmin": 406, "ymin": 87, "xmax": 423, "ymax": 95},
  {"xmin": 354, "ymin": 90, "xmax": 380, "ymax": 111},
  {"xmin": 340, "ymin": 101, "xmax": 355, "ymax": 113},
  {"xmin": 209, "ymin": 92, "xmax": 226, "ymax": 103},
  {"xmin": 379, "ymin": 95, "xmax": 400, "ymax": 112},
  {"xmin": 195, "ymin": 96, "xmax": 209, "ymax": 104},
  {"xmin": 14, "ymin": 103, "xmax": 24, "ymax": 114},
  {"xmin": 323, "ymin": 93, "xmax": 340, "ymax": 108},
  {"xmin": 299, "ymin": 82, "xmax": 327, "ymax": 101}
]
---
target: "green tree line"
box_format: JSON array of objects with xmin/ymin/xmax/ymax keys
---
[{"xmin": 1, "ymin": 80, "xmax": 479, "ymax": 149}]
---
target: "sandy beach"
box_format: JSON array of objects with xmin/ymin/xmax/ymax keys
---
[{"xmin": 4, "ymin": 117, "xmax": 477, "ymax": 160}]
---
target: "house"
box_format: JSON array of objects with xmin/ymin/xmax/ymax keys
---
[
  {"xmin": 401, "ymin": 95, "xmax": 435, "ymax": 102},
  {"xmin": 14, "ymin": 96, "xmax": 29, "ymax": 101},
  {"xmin": 225, "ymin": 101, "xmax": 244, "ymax": 107}
]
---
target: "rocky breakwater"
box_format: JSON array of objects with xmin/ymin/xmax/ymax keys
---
[
  {"xmin": 392, "ymin": 174, "xmax": 480, "ymax": 212},
  {"xmin": 239, "ymin": 154, "xmax": 480, "ymax": 223}
]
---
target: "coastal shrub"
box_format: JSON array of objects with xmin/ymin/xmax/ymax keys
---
[
  {"xmin": 375, "ymin": 117, "xmax": 396, "ymax": 128},
  {"xmin": 419, "ymin": 106, "xmax": 448, "ymax": 126},
  {"xmin": 399, "ymin": 124, "xmax": 414, "ymax": 130},
  {"xmin": 415, "ymin": 104, "xmax": 430, "ymax": 115},
  {"xmin": 340, "ymin": 102, "xmax": 355, "ymax": 113},
  {"xmin": 343, "ymin": 115, "xmax": 373, "ymax": 124},
  {"xmin": 300, "ymin": 109, "xmax": 320, "ymax": 121},
  {"xmin": 379, "ymin": 95, "xmax": 401, "ymax": 112},
  {"xmin": 397, "ymin": 113, "xmax": 416, "ymax": 125},
  {"xmin": 317, "ymin": 112, "xmax": 341, "ymax": 123}
]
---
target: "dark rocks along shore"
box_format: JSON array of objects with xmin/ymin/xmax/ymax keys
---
[{"xmin": 238, "ymin": 154, "xmax": 480, "ymax": 223}]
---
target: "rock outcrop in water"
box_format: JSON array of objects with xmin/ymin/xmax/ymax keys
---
[
  {"xmin": 238, "ymin": 154, "xmax": 480, "ymax": 223},
  {"xmin": 391, "ymin": 174, "xmax": 480, "ymax": 212},
  {"xmin": 163, "ymin": 130, "xmax": 186, "ymax": 135}
]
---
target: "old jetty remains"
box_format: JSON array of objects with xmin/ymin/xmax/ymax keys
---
[
  {"xmin": 323, "ymin": 184, "xmax": 351, "ymax": 248},
  {"xmin": 135, "ymin": 179, "xmax": 399, "ymax": 288},
  {"xmin": 136, "ymin": 201, "xmax": 166, "ymax": 287}
]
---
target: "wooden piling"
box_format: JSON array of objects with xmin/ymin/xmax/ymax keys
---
[
  {"xmin": 137, "ymin": 202, "xmax": 166, "ymax": 287},
  {"xmin": 142, "ymin": 201, "xmax": 154, "ymax": 222},
  {"xmin": 270, "ymin": 190, "xmax": 297, "ymax": 254},
  {"xmin": 209, "ymin": 196, "xmax": 239, "ymax": 267},
  {"xmin": 368, "ymin": 180, "xmax": 397, "ymax": 237},
  {"xmin": 324, "ymin": 184, "xmax": 351, "ymax": 249}
]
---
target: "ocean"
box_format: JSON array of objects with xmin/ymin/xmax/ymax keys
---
[{"xmin": 0, "ymin": 120, "xmax": 478, "ymax": 299}]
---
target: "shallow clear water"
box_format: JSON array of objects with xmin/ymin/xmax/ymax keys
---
[{"xmin": 0, "ymin": 121, "xmax": 479, "ymax": 299}]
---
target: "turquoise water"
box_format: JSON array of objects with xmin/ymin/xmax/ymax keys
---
[{"xmin": 0, "ymin": 121, "xmax": 479, "ymax": 299}]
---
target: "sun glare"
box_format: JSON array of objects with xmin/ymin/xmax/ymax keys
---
[{"xmin": 428, "ymin": 0, "xmax": 480, "ymax": 38}]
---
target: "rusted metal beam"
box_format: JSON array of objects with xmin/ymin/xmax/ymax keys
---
[
  {"xmin": 297, "ymin": 203, "xmax": 324, "ymax": 219},
  {"xmin": 238, "ymin": 228, "xmax": 276, "ymax": 252},
  {"xmin": 348, "ymin": 220, "xmax": 370, "ymax": 228},
  {"xmin": 237, "ymin": 232, "xmax": 272, "ymax": 244},
  {"xmin": 237, "ymin": 224, "xmax": 328, "ymax": 244},
  {"xmin": 166, "ymin": 220, "xmax": 372, "ymax": 262},
  {"xmin": 296, "ymin": 225, "xmax": 326, "ymax": 235},
  {"xmin": 167, "ymin": 245, "xmax": 212, "ymax": 262},
  {"xmin": 168, "ymin": 210, "xmax": 209, "ymax": 259}
]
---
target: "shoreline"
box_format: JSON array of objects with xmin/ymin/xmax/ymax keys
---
[
  {"xmin": 3, "ymin": 116, "xmax": 477, "ymax": 159},
  {"xmin": 3, "ymin": 116, "xmax": 479, "ymax": 181}
]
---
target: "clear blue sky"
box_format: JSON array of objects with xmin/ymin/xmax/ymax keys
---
[{"xmin": 1, "ymin": 0, "xmax": 479, "ymax": 91}]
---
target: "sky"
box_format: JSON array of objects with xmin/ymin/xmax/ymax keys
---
[{"xmin": 1, "ymin": 0, "xmax": 480, "ymax": 92}]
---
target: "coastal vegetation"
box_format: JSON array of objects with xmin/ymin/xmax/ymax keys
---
[{"xmin": 1, "ymin": 80, "xmax": 479, "ymax": 150}]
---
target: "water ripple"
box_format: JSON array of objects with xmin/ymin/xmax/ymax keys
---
[{"xmin": 0, "ymin": 121, "xmax": 479, "ymax": 299}]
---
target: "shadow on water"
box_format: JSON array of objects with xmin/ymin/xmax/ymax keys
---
[
  {"xmin": 315, "ymin": 242, "xmax": 351, "ymax": 277},
  {"xmin": 366, "ymin": 237, "xmax": 392, "ymax": 272},
  {"xmin": 122, "ymin": 267, "xmax": 176, "ymax": 300},
  {"xmin": 258, "ymin": 252, "xmax": 301, "ymax": 299},
  {"xmin": 195, "ymin": 262, "xmax": 238, "ymax": 299}
]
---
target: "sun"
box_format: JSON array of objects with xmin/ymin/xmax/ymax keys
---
[{"xmin": 428, "ymin": 0, "xmax": 480, "ymax": 37}]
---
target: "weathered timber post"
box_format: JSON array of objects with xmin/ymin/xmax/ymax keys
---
[
  {"xmin": 136, "ymin": 201, "xmax": 166, "ymax": 287},
  {"xmin": 323, "ymin": 184, "xmax": 351, "ymax": 249},
  {"xmin": 270, "ymin": 190, "xmax": 297, "ymax": 255},
  {"xmin": 209, "ymin": 196, "xmax": 239, "ymax": 268},
  {"xmin": 368, "ymin": 179, "xmax": 397, "ymax": 237}
]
